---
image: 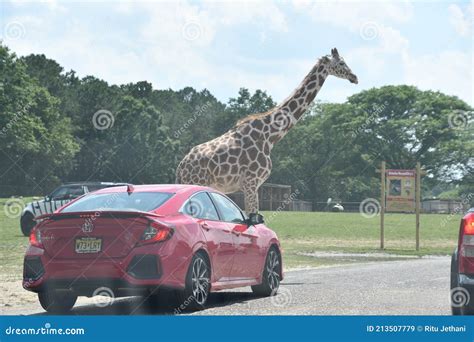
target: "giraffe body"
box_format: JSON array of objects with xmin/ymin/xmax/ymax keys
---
[
  {"xmin": 176, "ymin": 122, "xmax": 272, "ymax": 212},
  {"xmin": 176, "ymin": 48, "xmax": 358, "ymax": 213}
]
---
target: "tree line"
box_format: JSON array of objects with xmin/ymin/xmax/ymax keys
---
[{"xmin": 0, "ymin": 44, "xmax": 472, "ymax": 204}]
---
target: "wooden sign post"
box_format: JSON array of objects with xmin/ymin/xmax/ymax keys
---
[
  {"xmin": 416, "ymin": 162, "xmax": 421, "ymax": 251},
  {"xmin": 380, "ymin": 161, "xmax": 386, "ymax": 250}
]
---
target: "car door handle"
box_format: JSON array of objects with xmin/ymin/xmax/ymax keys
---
[{"xmin": 200, "ymin": 223, "xmax": 211, "ymax": 231}]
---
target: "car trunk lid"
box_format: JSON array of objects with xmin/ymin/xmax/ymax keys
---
[{"xmin": 37, "ymin": 211, "xmax": 159, "ymax": 259}]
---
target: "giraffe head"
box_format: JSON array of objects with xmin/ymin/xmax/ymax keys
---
[{"xmin": 324, "ymin": 48, "xmax": 358, "ymax": 84}]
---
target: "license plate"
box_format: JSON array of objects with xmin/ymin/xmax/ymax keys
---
[{"xmin": 75, "ymin": 237, "xmax": 102, "ymax": 254}]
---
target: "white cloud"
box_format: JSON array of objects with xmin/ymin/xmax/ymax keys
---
[
  {"xmin": 8, "ymin": 0, "xmax": 67, "ymax": 12},
  {"xmin": 292, "ymin": 0, "xmax": 413, "ymax": 31},
  {"xmin": 448, "ymin": 3, "xmax": 473, "ymax": 37},
  {"xmin": 403, "ymin": 51, "xmax": 472, "ymax": 104},
  {"xmin": 204, "ymin": 0, "xmax": 288, "ymax": 32}
]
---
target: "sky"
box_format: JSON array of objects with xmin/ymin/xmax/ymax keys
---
[{"xmin": 0, "ymin": 0, "xmax": 472, "ymax": 106}]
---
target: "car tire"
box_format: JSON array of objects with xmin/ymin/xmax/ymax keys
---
[
  {"xmin": 38, "ymin": 291, "xmax": 77, "ymax": 313},
  {"xmin": 451, "ymin": 252, "xmax": 462, "ymax": 315},
  {"xmin": 252, "ymin": 246, "xmax": 281, "ymax": 296},
  {"xmin": 450, "ymin": 252, "xmax": 474, "ymax": 315},
  {"xmin": 175, "ymin": 252, "xmax": 210, "ymax": 311},
  {"xmin": 20, "ymin": 212, "xmax": 35, "ymax": 236}
]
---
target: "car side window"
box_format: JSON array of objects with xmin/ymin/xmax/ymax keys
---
[
  {"xmin": 209, "ymin": 193, "xmax": 245, "ymax": 223},
  {"xmin": 182, "ymin": 192, "xmax": 219, "ymax": 221},
  {"xmin": 68, "ymin": 186, "xmax": 85, "ymax": 199},
  {"xmin": 50, "ymin": 186, "xmax": 84, "ymax": 200},
  {"xmin": 49, "ymin": 186, "xmax": 68, "ymax": 200}
]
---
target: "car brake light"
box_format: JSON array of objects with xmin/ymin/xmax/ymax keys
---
[
  {"xmin": 29, "ymin": 227, "xmax": 43, "ymax": 248},
  {"xmin": 138, "ymin": 220, "xmax": 173, "ymax": 245},
  {"xmin": 459, "ymin": 214, "xmax": 474, "ymax": 273},
  {"xmin": 463, "ymin": 215, "xmax": 474, "ymax": 235}
]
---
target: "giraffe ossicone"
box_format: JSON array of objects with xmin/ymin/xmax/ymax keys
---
[{"xmin": 176, "ymin": 48, "xmax": 358, "ymax": 214}]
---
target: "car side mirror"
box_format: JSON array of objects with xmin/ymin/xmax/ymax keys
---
[
  {"xmin": 44, "ymin": 196, "xmax": 51, "ymax": 202},
  {"xmin": 247, "ymin": 213, "xmax": 264, "ymax": 226}
]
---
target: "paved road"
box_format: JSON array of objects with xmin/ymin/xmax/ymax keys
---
[{"xmin": 22, "ymin": 257, "xmax": 451, "ymax": 316}]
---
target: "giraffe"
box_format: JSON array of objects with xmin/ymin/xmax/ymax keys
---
[{"xmin": 176, "ymin": 48, "xmax": 358, "ymax": 214}]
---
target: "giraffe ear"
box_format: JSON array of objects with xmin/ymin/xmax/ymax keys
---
[{"xmin": 331, "ymin": 48, "xmax": 340, "ymax": 59}]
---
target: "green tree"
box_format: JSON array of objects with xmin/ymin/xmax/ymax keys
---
[{"xmin": 0, "ymin": 45, "xmax": 79, "ymax": 196}]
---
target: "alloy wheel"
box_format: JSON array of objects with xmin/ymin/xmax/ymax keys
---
[
  {"xmin": 266, "ymin": 249, "xmax": 280, "ymax": 291},
  {"xmin": 191, "ymin": 257, "xmax": 209, "ymax": 305}
]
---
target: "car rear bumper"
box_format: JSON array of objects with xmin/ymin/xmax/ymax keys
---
[
  {"xmin": 456, "ymin": 274, "xmax": 474, "ymax": 309},
  {"xmin": 23, "ymin": 243, "xmax": 190, "ymax": 294},
  {"xmin": 459, "ymin": 274, "xmax": 474, "ymax": 289},
  {"xmin": 459, "ymin": 273, "xmax": 474, "ymax": 289}
]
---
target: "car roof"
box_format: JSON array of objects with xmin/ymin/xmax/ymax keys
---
[{"xmin": 91, "ymin": 184, "xmax": 216, "ymax": 195}]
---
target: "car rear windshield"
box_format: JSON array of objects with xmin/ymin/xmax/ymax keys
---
[{"xmin": 61, "ymin": 192, "xmax": 173, "ymax": 213}]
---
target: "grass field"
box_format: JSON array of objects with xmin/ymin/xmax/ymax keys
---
[
  {"xmin": 0, "ymin": 197, "xmax": 462, "ymax": 280},
  {"xmin": 263, "ymin": 210, "xmax": 461, "ymax": 268}
]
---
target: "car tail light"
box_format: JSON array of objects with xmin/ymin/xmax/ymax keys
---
[
  {"xmin": 29, "ymin": 227, "xmax": 43, "ymax": 248},
  {"xmin": 459, "ymin": 213, "xmax": 474, "ymax": 273},
  {"xmin": 137, "ymin": 220, "xmax": 173, "ymax": 245}
]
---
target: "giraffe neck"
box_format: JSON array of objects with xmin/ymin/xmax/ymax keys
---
[{"xmin": 265, "ymin": 57, "xmax": 329, "ymax": 146}]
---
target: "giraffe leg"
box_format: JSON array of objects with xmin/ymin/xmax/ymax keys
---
[{"xmin": 243, "ymin": 184, "xmax": 259, "ymax": 214}]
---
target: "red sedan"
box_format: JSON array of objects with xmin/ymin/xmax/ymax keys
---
[{"xmin": 23, "ymin": 184, "xmax": 283, "ymax": 313}]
